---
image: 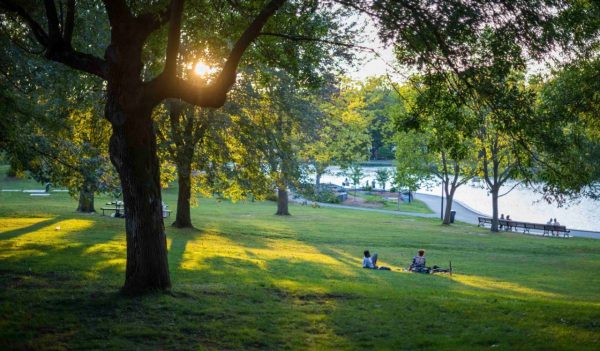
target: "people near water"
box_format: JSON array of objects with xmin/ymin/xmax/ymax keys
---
[
  {"xmin": 362, "ymin": 250, "xmax": 391, "ymax": 270},
  {"xmin": 547, "ymin": 218, "xmax": 555, "ymax": 235},
  {"xmin": 409, "ymin": 249, "xmax": 429, "ymax": 273},
  {"xmin": 553, "ymin": 218, "xmax": 561, "ymax": 236},
  {"xmin": 505, "ymin": 215, "xmax": 512, "ymax": 231},
  {"xmin": 500, "ymin": 213, "xmax": 505, "ymax": 230}
]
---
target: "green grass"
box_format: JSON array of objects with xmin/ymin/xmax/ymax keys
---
[
  {"xmin": 354, "ymin": 192, "xmax": 433, "ymax": 213},
  {"xmin": 1, "ymin": 175, "xmax": 599, "ymax": 350}
]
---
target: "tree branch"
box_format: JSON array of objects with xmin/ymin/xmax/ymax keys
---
[
  {"xmin": 498, "ymin": 181, "xmax": 521, "ymax": 198},
  {"xmin": 101, "ymin": 0, "xmax": 132, "ymax": 27},
  {"xmin": 0, "ymin": 0, "xmax": 49, "ymax": 46},
  {"xmin": 147, "ymin": 0, "xmax": 286, "ymax": 107},
  {"xmin": 259, "ymin": 32, "xmax": 374, "ymax": 52},
  {"xmin": 164, "ymin": 0, "xmax": 184, "ymax": 77},
  {"xmin": 63, "ymin": 0, "xmax": 75, "ymax": 44},
  {"xmin": 1, "ymin": 0, "xmax": 107, "ymax": 79},
  {"xmin": 43, "ymin": 0, "xmax": 60, "ymax": 40}
]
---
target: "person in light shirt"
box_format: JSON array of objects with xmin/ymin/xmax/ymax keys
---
[{"xmin": 362, "ymin": 250, "xmax": 390, "ymax": 270}]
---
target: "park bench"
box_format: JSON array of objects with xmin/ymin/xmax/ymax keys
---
[{"xmin": 478, "ymin": 216, "xmax": 570, "ymax": 237}]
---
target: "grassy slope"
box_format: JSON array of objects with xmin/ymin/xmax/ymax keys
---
[
  {"xmin": 0, "ymin": 175, "xmax": 599, "ymax": 350},
  {"xmin": 353, "ymin": 192, "xmax": 433, "ymax": 213}
]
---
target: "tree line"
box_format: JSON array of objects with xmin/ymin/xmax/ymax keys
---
[{"xmin": 1, "ymin": 0, "xmax": 598, "ymax": 294}]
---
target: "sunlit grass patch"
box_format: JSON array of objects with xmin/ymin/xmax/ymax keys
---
[
  {"xmin": 0, "ymin": 178, "xmax": 599, "ymax": 350},
  {"xmin": 0, "ymin": 218, "xmax": 93, "ymax": 260},
  {"xmin": 450, "ymin": 273, "xmax": 562, "ymax": 299}
]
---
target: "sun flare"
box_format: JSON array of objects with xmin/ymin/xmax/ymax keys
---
[{"xmin": 193, "ymin": 61, "xmax": 213, "ymax": 76}]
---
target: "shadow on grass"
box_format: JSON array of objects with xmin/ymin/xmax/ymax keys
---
[
  {"xmin": 0, "ymin": 216, "xmax": 61, "ymax": 241},
  {"xmin": 2, "ymin": 211, "xmax": 599, "ymax": 350}
]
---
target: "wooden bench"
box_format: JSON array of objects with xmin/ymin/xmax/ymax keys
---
[{"xmin": 478, "ymin": 217, "xmax": 570, "ymax": 237}]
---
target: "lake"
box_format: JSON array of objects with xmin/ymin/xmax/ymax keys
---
[{"xmin": 313, "ymin": 166, "xmax": 600, "ymax": 231}]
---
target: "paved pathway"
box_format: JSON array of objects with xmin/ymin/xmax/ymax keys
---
[
  {"xmin": 315, "ymin": 202, "xmax": 439, "ymax": 219},
  {"xmin": 298, "ymin": 193, "xmax": 600, "ymax": 239},
  {"xmin": 414, "ymin": 193, "xmax": 600, "ymax": 240}
]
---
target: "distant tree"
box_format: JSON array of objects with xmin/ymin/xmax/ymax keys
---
[
  {"xmin": 374, "ymin": 168, "xmax": 390, "ymax": 190},
  {"xmin": 530, "ymin": 57, "xmax": 600, "ymax": 202},
  {"xmin": 395, "ymin": 75, "xmax": 479, "ymax": 224},
  {"xmin": 301, "ymin": 79, "xmax": 372, "ymax": 191},
  {"xmin": 0, "ymin": 41, "xmax": 114, "ymax": 213},
  {"xmin": 346, "ymin": 163, "xmax": 365, "ymax": 199},
  {"xmin": 155, "ymin": 100, "xmax": 212, "ymax": 228},
  {"xmin": 361, "ymin": 77, "xmax": 399, "ymax": 160}
]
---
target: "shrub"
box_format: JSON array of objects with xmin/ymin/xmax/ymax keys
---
[{"xmin": 313, "ymin": 190, "xmax": 341, "ymax": 203}]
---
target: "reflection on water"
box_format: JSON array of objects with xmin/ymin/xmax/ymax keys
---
[{"xmin": 311, "ymin": 166, "xmax": 600, "ymax": 231}]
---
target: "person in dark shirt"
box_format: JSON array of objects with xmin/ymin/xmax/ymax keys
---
[{"xmin": 409, "ymin": 249, "xmax": 429, "ymax": 273}]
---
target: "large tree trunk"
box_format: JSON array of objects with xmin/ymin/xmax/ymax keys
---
[
  {"xmin": 491, "ymin": 187, "xmax": 500, "ymax": 232},
  {"xmin": 76, "ymin": 182, "xmax": 95, "ymax": 213},
  {"xmin": 173, "ymin": 162, "xmax": 193, "ymax": 228},
  {"xmin": 276, "ymin": 186, "xmax": 290, "ymax": 216},
  {"xmin": 109, "ymin": 105, "xmax": 171, "ymax": 295}
]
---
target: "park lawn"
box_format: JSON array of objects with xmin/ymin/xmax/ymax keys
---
[
  {"xmin": 0, "ymin": 176, "xmax": 599, "ymax": 350},
  {"xmin": 355, "ymin": 192, "xmax": 433, "ymax": 214}
]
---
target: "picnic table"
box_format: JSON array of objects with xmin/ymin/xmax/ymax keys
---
[
  {"xmin": 101, "ymin": 201, "xmax": 172, "ymax": 218},
  {"xmin": 478, "ymin": 217, "xmax": 570, "ymax": 237},
  {"xmin": 101, "ymin": 201, "xmax": 125, "ymax": 217}
]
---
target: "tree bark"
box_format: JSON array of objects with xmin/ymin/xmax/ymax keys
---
[
  {"xmin": 491, "ymin": 187, "xmax": 500, "ymax": 232},
  {"xmin": 76, "ymin": 181, "xmax": 95, "ymax": 213},
  {"xmin": 276, "ymin": 186, "xmax": 290, "ymax": 215},
  {"xmin": 315, "ymin": 172, "xmax": 322, "ymax": 192},
  {"xmin": 109, "ymin": 105, "xmax": 171, "ymax": 295},
  {"xmin": 173, "ymin": 163, "xmax": 193, "ymax": 228},
  {"xmin": 442, "ymin": 193, "xmax": 454, "ymax": 225}
]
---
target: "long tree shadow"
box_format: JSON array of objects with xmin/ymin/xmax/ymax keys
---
[{"xmin": 0, "ymin": 216, "xmax": 63, "ymax": 241}]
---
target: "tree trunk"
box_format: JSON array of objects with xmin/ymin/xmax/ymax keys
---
[
  {"xmin": 276, "ymin": 186, "xmax": 290, "ymax": 216},
  {"xmin": 109, "ymin": 105, "xmax": 171, "ymax": 295},
  {"xmin": 76, "ymin": 182, "xmax": 95, "ymax": 213},
  {"xmin": 315, "ymin": 172, "xmax": 322, "ymax": 191},
  {"xmin": 173, "ymin": 163, "xmax": 193, "ymax": 228},
  {"xmin": 491, "ymin": 187, "xmax": 500, "ymax": 232},
  {"xmin": 442, "ymin": 193, "xmax": 454, "ymax": 225}
]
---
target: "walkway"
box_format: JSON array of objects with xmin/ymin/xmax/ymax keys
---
[
  {"xmin": 316, "ymin": 202, "xmax": 439, "ymax": 219},
  {"xmin": 299, "ymin": 194, "xmax": 600, "ymax": 240},
  {"xmin": 414, "ymin": 193, "xmax": 600, "ymax": 240}
]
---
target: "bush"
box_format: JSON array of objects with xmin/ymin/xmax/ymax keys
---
[
  {"xmin": 389, "ymin": 187, "xmax": 397, "ymax": 193},
  {"xmin": 313, "ymin": 190, "xmax": 341, "ymax": 203},
  {"xmin": 265, "ymin": 191, "xmax": 278, "ymax": 202},
  {"xmin": 295, "ymin": 183, "xmax": 341, "ymax": 204}
]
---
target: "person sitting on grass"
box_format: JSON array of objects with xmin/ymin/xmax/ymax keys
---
[
  {"xmin": 409, "ymin": 249, "xmax": 429, "ymax": 273},
  {"xmin": 362, "ymin": 250, "xmax": 391, "ymax": 270}
]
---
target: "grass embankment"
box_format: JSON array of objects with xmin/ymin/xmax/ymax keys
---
[
  {"xmin": 1, "ymin": 174, "xmax": 599, "ymax": 350},
  {"xmin": 349, "ymin": 191, "xmax": 433, "ymax": 213}
]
